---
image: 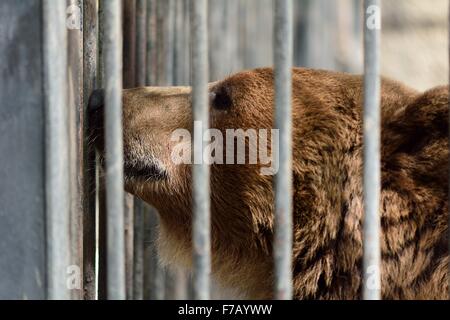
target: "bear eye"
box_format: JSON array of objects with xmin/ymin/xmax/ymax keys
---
[{"xmin": 210, "ymin": 87, "xmax": 232, "ymax": 110}]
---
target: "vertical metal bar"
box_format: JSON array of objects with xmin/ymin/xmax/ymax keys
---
[
  {"xmin": 156, "ymin": 0, "xmax": 175, "ymax": 86},
  {"xmin": 155, "ymin": 0, "xmax": 174, "ymax": 85},
  {"xmin": 143, "ymin": 209, "xmax": 165, "ymax": 300},
  {"xmin": 67, "ymin": 0, "xmax": 84, "ymax": 300},
  {"xmin": 166, "ymin": 0, "xmax": 189, "ymax": 300},
  {"xmin": 83, "ymin": 0, "xmax": 99, "ymax": 300},
  {"xmin": 208, "ymin": 0, "xmax": 223, "ymax": 81},
  {"xmin": 143, "ymin": 0, "xmax": 166, "ymax": 300},
  {"xmin": 104, "ymin": 0, "xmax": 126, "ymax": 300},
  {"xmin": 122, "ymin": 0, "xmax": 137, "ymax": 300},
  {"xmin": 173, "ymin": 0, "xmax": 184, "ymax": 86},
  {"xmin": 146, "ymin": 0, "xmax": 157, "ymax": 86},
  {"xmin": 273, "ymin": 0, "xmax": 293, "ymax": 300},
  {"xmin": 183, "ymin": 0, "xmax": 191, "ymax": 85},
  {"xmin": 190, "ymin": 0, "xmax": 210, "ymax": 300},
  {"xmin": 133, "ymin": 201, "xmax": 145, "ymax": 300},
  {"xmin": 97, "ymin": 178, "xmax": 108, "ymax": 300},
  {"xmin": 362, "ymin": 0, "xmax": 381, "ymax": 300},
  {"xmin": 133, "ymin": 0, "xmax": 147, "ymax": 300},
  {"xmin": 162, "ymin": 0, "xmax": 188, "ymax": 301},
  {"xmin": 167, "ymin": 0, "xmax": 175, "ymax": 85},
  {"xmin": 123, "ymin": 0, "xmax": 137, "ymax": 88},
  {"xmin": 98, "ymin": 0, "xmax": 105, "ymax": 87},
  {"xmin": 124, "ymin": 195, "xmax": 134, "ymax": 299},
  {"xmin": 97, "ymin": 0, "xmax": 108, "ymax": 300},
  {"xmin": 43, "ymin": 0, "xmax": 70, "ymax": 300},
  {"xmin": 0, "ymin": 1, "xmax": 47, "ymax": 300},
  {"xmin": 136, "ymin": 0, "xmax": 147, "ymax": 86}
]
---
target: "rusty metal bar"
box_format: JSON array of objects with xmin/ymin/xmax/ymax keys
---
[
  {"xmin": 43, "ymin": 0, "xmax": 70, "ymax": 300},
  {"xmin": 362, "ymin": 0, "xmax": 382, "ymax": 300},
  {"xmin": 273, "ymin": 0, "xmax": 294, "ymax": 300},
  {"xmin": 191, "ymin": 0, "xmax": 210, "ymax": 300},
  {"xmin": 104, "ymin": 0, "xmax": 126, "ymax": 300}
]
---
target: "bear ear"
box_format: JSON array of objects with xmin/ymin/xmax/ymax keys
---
[
  {"xmin": 210, "ymin": 85, "xmax": 232, "ymax": 110},
  {"xmin": 382, "ymin": 86, "xmax": 448, "ymax": 188},
  {"xmin": 383, "ymin": 87, "xmax": 448, "ymax": 156}
]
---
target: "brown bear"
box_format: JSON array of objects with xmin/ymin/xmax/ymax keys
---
[{"xmin": 89, "ymin": 67, "xmax": 449, "ymax": 299}]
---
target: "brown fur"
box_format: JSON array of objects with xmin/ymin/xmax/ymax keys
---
[{"xmin": 92, "ymin": 68, "xmax": 449, "ymax": 299}]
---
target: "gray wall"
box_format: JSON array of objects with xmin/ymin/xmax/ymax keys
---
[{"xmin": 0, "ymin": 0, "xmax": 46, "ymax": 299}]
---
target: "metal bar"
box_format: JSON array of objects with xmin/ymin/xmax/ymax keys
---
[
  {"xmin": 83, "ymin": 0, "xmax": 99, "ymax": 300},
  {"xmin": 142, "ymin": 0, "xmax": 166, "ymax": 300},
  {"xmin": 123, "ymin": 1, "xmax": 137, "ymax": 300},
  {"xmin": 136, "ymin": 0, "xmax": 147, "ymax": 86},
  {"xmin": 104, "ymin": 0, "xmax": 126, "ymax": 300},
  {"xmin": 133, "ymin": 200, "xmax": 145, "ymax": 300},
  {"xmin": 67, "ymin": 0, "xmax": 85, "ymax": 300},
  {"xmin": 190, "ymin": 0, "xmax": 210, "ymax": 300},
  {"xmin": 173, "ymin": 0, "xmax": 185, "ymax": 85},
  {"xmin": 146, "ymin": 0, "xmax": 157, "ymax": 86},
  {"xmin": 165, "ymin": 0, "xmax": 189, "ymax": 300},
  {"xmin": 97, "ymin": 177, "xmax": 108, "ymax": 299},
  {"xmin": 162, "ymin": 0, "xmax": 188, "ymax": 300},
  {"xmin": 1, "ymin": 0, "xmax": 47, "ymax": 300},
  {"xmin": 133, "ymin": 0, "xmax": 147, "ymax": 300},
  {"xmin": 43, "ymin": 0, "xmax": 70, "ymax": 300},
  {"xmin": 97, "ymin": 0, "xmax": 108, "ymax": 300},
  {"xmin": 362, "ymin": 0, "xmax": 381, "ymax": 300},
  {"xmin": 273, "ymin": 0, "xmax": 293, "ymax": 300},
  {"xmin": 123, "ymin": 0, "xmax": 137, "ymax": 88},
  {"xmin": 124, "ymin": 194, "xmax": 134, "ymax": 299},
  {"xmin": 157, "ymin": 0, "xmax": 173, "ymax": 299},
  {"xmin": 143, "ymin": 209, "xmax": 165, "ymax": 300},
  {"xmin": 156, "ymin": 0, "xmax": 175, "ymax": 86},
  {"xmin": 183, "ymin": 0, "xmax": 191, "ymax": 85}
]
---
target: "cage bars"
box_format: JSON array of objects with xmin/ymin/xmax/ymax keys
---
[
  {"xmin": 82, "ymin": 0, "xmax": 99, "ymax": 301},
  {"xmin": 362, "ymin": 0, "xmax": 382, "ymax": 301},
  {"xmin": 103, "ymin": 0, "xmax": 126, "ymax": 300},
  {"xmin": 273, "ymin": 0, "xmax": 294, "ymax": 301},
  {"xmin": 190, "ymin": 0, "xmax": 211, "ymax": 300},
  {"xmin": 43, "ymin": 0, "xmax": 71, "ymax": 300}
]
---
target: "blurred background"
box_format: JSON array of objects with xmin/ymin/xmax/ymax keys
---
[{"xmin": 203, "ymin": 0, "xmax": 448, "ymax": 89}]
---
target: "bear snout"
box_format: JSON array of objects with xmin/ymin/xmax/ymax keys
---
[{"xmin": 87, "ymin": 89, "xmax": 105, "ymax": 151}]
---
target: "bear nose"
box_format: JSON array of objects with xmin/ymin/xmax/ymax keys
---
[
  {"xmin": 88, "ymin": 89, "xmax": 105, "ymax": 132},
  {"xmin": 88, "ymin": 88, "xmax": 104, "ymax": 113}
]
